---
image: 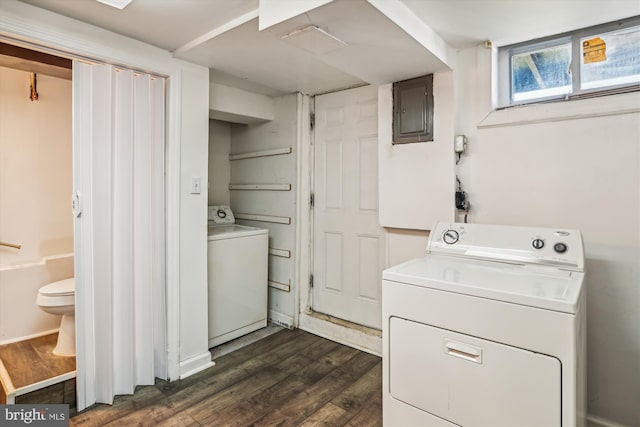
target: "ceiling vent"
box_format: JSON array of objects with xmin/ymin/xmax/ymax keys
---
[{"xmin": 281, "ymin": 25, "xmax": 347, "ymax": 55}]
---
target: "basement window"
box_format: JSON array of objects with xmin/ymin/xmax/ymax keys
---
[{"xmin": 499, "ymin": 17, "xmax": 640, "ymax": 106}]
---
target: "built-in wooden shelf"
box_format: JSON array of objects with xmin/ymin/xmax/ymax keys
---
[
  {"xmin": 269, "ymin": 248, "xmax": 291, "ymax": 258},
  {"xmin": 229, "ymin": 147, "xmax": 292, "ymax": 161},
  {"xmin": 235, "ymin": 213, "xmax": 291, "ymax": 225},
  {"xmin": 229, "ymin": 183, "xmax": 291, "ymax": 191},
  {"xmin": 268, "ymin": 279, "xmax": 291, "ymax": 292}
]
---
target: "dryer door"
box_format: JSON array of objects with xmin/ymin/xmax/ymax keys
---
[{"xmin": 389, "ymin": 317, "xmax": 561, "ymax": 427}]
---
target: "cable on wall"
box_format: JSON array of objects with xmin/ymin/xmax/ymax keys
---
[
  {"xmin": 454, "ymin": 135, "xmax": 471, "ymax": 223},
  {"xmin": 456, "ymin": 176, "xmax": 471, "ymax": 223}
]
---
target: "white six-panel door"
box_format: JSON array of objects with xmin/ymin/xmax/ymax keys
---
[{"xmin": 313, "ymin": 85, "xmax": 385, "ymax": 330}]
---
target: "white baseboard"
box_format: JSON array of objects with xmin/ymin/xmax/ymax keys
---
[
  {"xmin": 298, "ymin": 312, "xmax": 381, "ymax": 356},
  {"xmin": 0, "ymin": 328, "xmax": 59, "ymax": 346},
  {"xmin": 178, "ymin": 351, "xmax": 214, "ymax": 379},
  {"xmin": 587, "ymin": 414, "xmax": 629, "ymax": 427},
  {"xmin": 268, "ymin": 310, "xmax": 294, "ymax": 329},
  {"xmin": 211, "ymin": 324, "xmax": 284, "ymax": 360}
]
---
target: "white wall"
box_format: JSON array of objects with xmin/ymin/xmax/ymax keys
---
[
  {"xmin": 208, "ymin": 120, "xmax": 231, "ymax": 206},
  {"xmin": 386, "ymin": 228, "xmax": 430, "ymax": 267},
  {"xmin": 0, "ymin": 67, "xmax": 73, "ymax": 267},
  {"xmin": 175, "ymin": 66, "xmax": 210, "ymax": 378},
  {"xmin": 377, "ymin": 69, "xmax": 454, "ymax": 276},
  {"xmin": 455, "ymin": 45, "xmax": 640, "ymax": 427},
  {"xmin": 378, "ymin": 71, "xmax": 456, "ymax": 230},
  {"xmin": 0, "ymin": 0, "xmax": 211, "ymax": 381},
  {"xmin": 0, "ymin": 255, "xmax": 75, "ymax": 344}
]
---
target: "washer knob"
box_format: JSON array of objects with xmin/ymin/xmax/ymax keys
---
[
  {"xmin": 442, "ymin": 229, "xmax": 460, "ymax": 245},
  {"xmin": 554, "ymin": 242, "xmax": 568, "ymax": 254},
  {"xmin": 532, "ymin": 238, "xmax": 545, "ymax": 250}
]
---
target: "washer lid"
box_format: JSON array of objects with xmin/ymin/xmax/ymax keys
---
[
  {"xmin": 383, "ymin": 255, "xmax": 584, "ymax": 314},
  {"xmin": 39, "ymin": 278, "xmax": 75, "ymax": 296},
  {"xmin": 208, "ymin": 224, "xmax": 268, "ymax": 240}
]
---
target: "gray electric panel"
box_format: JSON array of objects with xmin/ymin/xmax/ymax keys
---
[{"xmin": 393, "ymin": 74, "xmax": 434, "ymax": 144}]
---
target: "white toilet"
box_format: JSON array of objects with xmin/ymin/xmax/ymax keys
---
[{"xmin": 36, "ymin": 278, "xmax": 76, "ymax": 357}]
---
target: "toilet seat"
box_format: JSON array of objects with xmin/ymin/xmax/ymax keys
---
[
  {"xmin": 39, "ymin": 278, "xmax": 75, "ymax": 296},
  {"xmin": 37, "ymin": 278, "xmax": 75, "ymax": 307}
]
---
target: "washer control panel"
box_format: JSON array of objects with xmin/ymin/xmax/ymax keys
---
[
  {"xmin": 208, "ymin": 205, "xmax": 235, "ymax": 224},
  {"xmin": 428, "ymin": 222, "xmax": 584, "ymax": 271}
]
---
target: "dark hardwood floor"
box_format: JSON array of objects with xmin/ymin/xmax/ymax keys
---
[{"xmin": 71, "ymin": 329, "xmax": 382, "ymax": 426}]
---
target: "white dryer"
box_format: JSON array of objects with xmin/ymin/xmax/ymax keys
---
[
  {"xmin": 382, "ymin": 222, "xmax": 586, "ymax": 427},
  {"xmin": 207, "ymin": 206, "xmax": 268, "ymax": 348}
]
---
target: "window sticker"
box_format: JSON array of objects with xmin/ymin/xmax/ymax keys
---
[{"xmin": 583, "ymin": 37, "xmax": 607, "ymax": 64}]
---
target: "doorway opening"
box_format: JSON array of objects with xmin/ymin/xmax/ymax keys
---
[{"xmin": 0, "ymin": 41, "xmax": 75, "ymax": 407}]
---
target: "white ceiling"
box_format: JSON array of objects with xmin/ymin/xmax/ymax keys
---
[
  {"xmin": 176, "ymin": 0, "xmax": 451, "ymax": 95},
  {"xmin": 402, "ymin": 0, "xmax": 640, "ymax": 48},
  {"xmin": 16, "ymin": 0, "xmax": 640, "ymax": 96},
  {"xmin": 19, "ymin": 0, "xmax": 259, "ymax": 52}
]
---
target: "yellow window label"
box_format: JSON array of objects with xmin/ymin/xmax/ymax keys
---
[{"xmin": 583, "ymin": 37, "xmax": 607, "ymax": 64}]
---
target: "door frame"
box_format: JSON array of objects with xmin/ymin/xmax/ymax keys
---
[
  {"xmin": 0, "ymin": 15, "xmax": 182, "ymax": 409},
  {"xmin": 295, "ymin": 89, "xmax": 383, "ymax": 356}
]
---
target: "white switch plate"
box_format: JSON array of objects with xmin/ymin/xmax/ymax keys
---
[{"xmin": 191, "ymin": 177, "xmax": 201, "ymax": 194}]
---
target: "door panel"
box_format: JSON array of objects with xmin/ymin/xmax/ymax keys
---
[
  {"xmin": 324, "ymin": 232, "xmax": 343, "ymax": 292},
  {"xmin": 357, "ymin": 235, "xmax": 379, "ymax": 300},
  {"xmin": 313, "ymin": 85, "xmax": 385, "ymax": 329},
  {"xmin": 324, "ymin": 139, "xmax": 343, "ymax": 209},
  {"xmin": 358, "ymin": 135, "xmax": 378, "ymax": 211},
  {"xmin": 390, "ymin": 317, "xmax": 561, "ymax": 427}
]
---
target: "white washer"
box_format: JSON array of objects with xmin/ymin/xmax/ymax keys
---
[
  {"xmin": 382, "ymin": 222, "xmax": 586, "ymax": 427},
  {"xmin": 207, "ymin": 206, "xmax": 268, "ymax": 348}
]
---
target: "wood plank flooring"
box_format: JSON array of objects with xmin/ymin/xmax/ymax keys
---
[
  {"xmin": 71, "ymin": 329, "xmax": 382, "ymax": 426},
  {"xmin": 0, "ymin": 333, "xmax": 76, "ymax": 405},
  {"xmin": 0, "ymin": 333, "xmax": 76, "ymax": 389}
]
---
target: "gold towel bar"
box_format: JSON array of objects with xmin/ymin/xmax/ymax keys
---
[{"xmin": 0, "ymin": 241, "xmax": 21, "ymax": 250}]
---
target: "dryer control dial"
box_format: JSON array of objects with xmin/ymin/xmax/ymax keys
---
[
  {"xmin": 532, "ymin": 238, "xmax": 545, "ymax": 250},
  {"xmin": 554, "ymin": 242, "xmax": 568, "ymax": 254},
  {"xmin": 442, "ymin": 229, "xmax": 460, "ymax": 245}
]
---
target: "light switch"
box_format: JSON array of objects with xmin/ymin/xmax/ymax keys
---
[{"xmin": 191, "ymin": 177, "xmax": 201, "ymax": 194}]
